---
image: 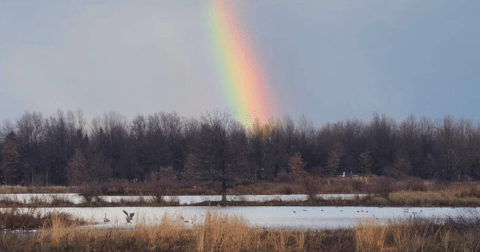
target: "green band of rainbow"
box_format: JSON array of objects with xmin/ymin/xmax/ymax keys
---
[{"xmin": 207, "ymin": 0, "xmax": 277, "ymax": 126}]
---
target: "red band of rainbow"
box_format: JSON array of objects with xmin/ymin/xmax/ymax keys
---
[{"xmin": 207, "ymin": 0, "xmax": 277, "ymax": 126}]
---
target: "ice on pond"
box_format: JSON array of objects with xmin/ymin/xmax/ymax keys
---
[{"xmin": 4, "ymin": 206, "xmax": 478, "ymax": 231}]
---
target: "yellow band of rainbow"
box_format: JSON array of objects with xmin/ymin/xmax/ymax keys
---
[{"xmin": 207, "ymin": 0, "xmax": 277, "ymax": 127}]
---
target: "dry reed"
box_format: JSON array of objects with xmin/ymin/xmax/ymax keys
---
[
  {"xmin": 36, "ymin": 212, "xmax": 306, "ymax": 252},
  {"xmin": 355, "ymin": 217, "xmax": 480, "ymax": 252},
  {"xmin": 5, "ymin": 214, "xmax": 480, "ymax": 251},
  {"xmin": 355, "ymin": 220, "xmax": 390, "ymax": 251}
]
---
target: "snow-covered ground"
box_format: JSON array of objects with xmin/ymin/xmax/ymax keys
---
[
  {"xmin": 5, "ymin": 206, "xmax": 478, "ymax": 231},
  {"xmin": 0, "ymin": 193, "xmax": 367, "ymax": 205}
]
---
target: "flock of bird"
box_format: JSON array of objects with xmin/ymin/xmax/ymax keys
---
[
  {"xmin": 291, "ymin": 207, "xmax": 429, "ymax": 221},
  {"xmin": 103, "ymin": 210, "xmax": 135, "ymax": 223},
  {"xmin": 102, "ymin": 207, "xmax": 432, "ymax": 225}
]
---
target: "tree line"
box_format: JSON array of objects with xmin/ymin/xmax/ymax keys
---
[{"xmin": 1, "ymin": 109, "xmax": 480, "ymax": 186}]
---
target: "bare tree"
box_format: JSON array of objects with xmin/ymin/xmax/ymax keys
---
[
  {"xmin": 398, "ymin": 115, "xmax": 418, "ymax": 174},
  {"xmin": 418, "ymin": 116, "xmax": 436, "ymax": 178},
  {"xmin": 325, "ymin": 149, "xmax": 341, "ymax": 176},
  {"xmin": 288, "ymin": 153, "xmax": 306, "ymax": 179},
  {"xmin": 466, "ymin": 122, "xmax": 480, "ymax": 179},
  {"xmin": 389, "ymin": 158, "xmax": 412, "ymax": 177},
  {"xmin": 92, "ymin": 111, "xmax": 134, "ymax": 179},
  {"xmin": 456, "ymin": 117, "xmax": 475, "ymax": 179},
  {"xmin": 1, "ymin": 133, "xmax": 22, "ymax": 185},
  {"xmin": 340, "ymin": 119, "xmax": 366, "ymax": 174},
  {"xmin": 297, "ymin": 114, "xmax": 316, "ymax": 171},
  {"xmin": 43, "ymin": 110, "xmax": 72, "ymax": 185},
  {"xmin": 437, "ymin": 115, "xmax": 460, "ymax": 180},
  {"xmin": 282, "ymin": 115, "xmax": 295, "ymax": 155},
  {"xmin": 131, "ymin": 114, "xmax": 147, "ymax": 143},
  {"xmin": 194, "ymin": 110, "xmax": 245, "ymax": 205},
  {"xmin": 366, "ymin": 113, "xmax": 396, "ymax": 175},
  {"xmin": 247, "ymin": 118, "xmax": 264, "ymax": 181},
  {"xmin": 183, "ymin": 153, "xmax": 200, "ymax": 179},
  {"xmin": 317, "ymin": 122, "xmax": 344, "ymax": 174},
  {"xmin": 16, "ymin": 111, "xmax": 44, "ymax": 185},
  {"xmin": 68, "ymin": 148, "xmax": 89, "ymax": 185},
  {"xmin": 159, "ymin": 111, "xmax": 186, "ymax": 171},
  {"xmin": 0, "ymin": 119, "xmax": 15, "ymax": 142},
  {"xmin": 4, "ymin": 108, "xmax": 480, "ymax": 184},
  {"xmin": 359, "ymin": 151, "xmax": 373, "ymax": 174},
  {"xmin": 262, "ymin": 118, "xmax": 288, "ymax": 180},
  {"xmin": 68, "ymin": 147, "xmax": 111, "ymax": 185}
]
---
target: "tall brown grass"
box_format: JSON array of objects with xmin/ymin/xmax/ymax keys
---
[
  {"xmin": 128, "ymin": 213, "xmax": 189, "ymax": 250},
  {"xmin": 195, "ymin": 212, "xmax": 304, "ymax": 252},
  {"xmin": 4, "ymin": 212, "xmax": 480, "ymax": 251},
  {"xmin": 355, "ymin": 217, "xmax": 480, "ymax": 251},
  {"xmin": 355, "ymin": 220, "xmax": 390, "ymax": 251},
  {"xmin": 35, "ymin": 212, "xmax": 306, "ymax": 252}
]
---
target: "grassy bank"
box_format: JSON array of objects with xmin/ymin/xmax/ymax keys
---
[
  {"xmin": 2, "ymin": 194, "xmax": 479, "ymax": 208},
  {"xmin": 0, "ymin": 176, "xmax": 439, "ymax": 195},
  {"xmin": 1, "ymin": 212, "xmax": 480, "ymax": 251},
  {"xmin": 0, "ymin": 209, "xmax": 86, "ymax": 231},
  {"xmin": 1, "ymin": 176, "xmax": 480, "ymax": 207}
]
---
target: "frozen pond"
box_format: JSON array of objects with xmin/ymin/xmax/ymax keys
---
[
  {"xmin": 0, "ymin": 193, "xmax": 367, "ymax": 205},
  {"xmin": 6, "ymin": 206, "xmax": 478, "ymax": 231}
]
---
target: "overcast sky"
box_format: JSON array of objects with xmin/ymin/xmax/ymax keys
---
[{"xmin": 1, "ymin": 0, "xmax": 479, "ymax": 126}]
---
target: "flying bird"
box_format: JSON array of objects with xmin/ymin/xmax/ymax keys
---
[
  {"xmin": 123, "ymin": 210, "xmax": 135, "ymax": 223},
  {"xmin": 104, "ymin": 213, "xmax": 110, "ymax": 223}
]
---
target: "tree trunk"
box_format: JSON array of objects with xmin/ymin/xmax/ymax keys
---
[{"xmin": 221, "ymin": 179, "xmax": 227, "ymax": 206}]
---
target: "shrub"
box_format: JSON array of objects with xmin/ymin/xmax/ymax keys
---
[
  {"xmin": 352, "ymin": 179, "xmax": 366, "ymax": 193},
  {"xmin": 396, "ymin": 177, "xmax": 428, "ymax": 191},
  {"xmin": 78, "ymin": 184, "xmax": 101, "ymax": 203},
  {"xmin": 281, "ymin": 186, "xmax": 294, "ymax": 195},
  {"xmin": 369, "ymin": 176, "xmax": 395, "ymax": 199},
  {"xmin": 276, "ymin": 172, "xmax": 293, "ymax": 183},
  {"xmin": 0, "ymin": 209, "xmax": 84, "ymax": 231},
  {"xmin": 289, "ymin": 153, "xmax": 306, "ymax": 180},
  {"xmin": 303, "ymin": 176, "xmax": 321, "ymax": 201},
  {"xmin": 149, "ymin": 177, "xmax": 177, "ymax": 204}
]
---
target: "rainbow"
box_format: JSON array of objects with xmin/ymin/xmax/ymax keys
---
[{"xmin": 206, "ymin": 0, "xmax": 277, "ymax": 127}]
